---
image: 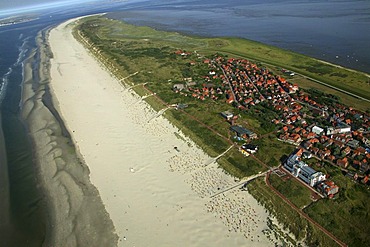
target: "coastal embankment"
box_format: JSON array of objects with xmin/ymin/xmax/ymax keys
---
[{"xmin": 20, "ymin": 16, "xmax": 293, "ymax": 246}]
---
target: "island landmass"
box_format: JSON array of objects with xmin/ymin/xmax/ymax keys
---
[
  {"xmin": 22, "ymin": 15, "xmax": 370, "ymax": 247},
  {"xmin": 74, "ymin": 16, "xmax": 370, "ymax": 247},
  {"xmin": 0, "ymin": 15, "xmax": 39, "ymax": 27}
]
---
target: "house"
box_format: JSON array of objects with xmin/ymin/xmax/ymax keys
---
[
  {"xmin": 355, "ymin": 147, "xmax": 366, "ymax": 155},
  {"xmin": 323, "ymin": 139, "xmax": 333, "ymax": 148},
  {"xmin": 176, "ymin": 103, "xmax": 188, "ymax": 110},
  {"xmin": 347, "ymin": 139, "xmax": 359, "ymax": 149},
  {"xmin": 302, "ymin": 140, "xmax": 313, "ymax": 149},
  {"xmin": 320, "ymin": 135, "xmax": 329, "ymax": 143},
  {"xmin": 312, "ymin": 126, "xmax": 324, "ymax": 136},
  {"xmin": 337, "ymin": 157, "xmax": 349, "ymax": 168},
  {"xmin": 295, "ymin": 148, "xmax": 304, "ymax": 157},
  {"xmin": 327, "ymin": 155, "xmax": 336, "ymax": 162},
  {"xmin": 318, "ymin": 149, "xmax": 331, "ymax": 159},
  {"xmin": 173, "ymin": 84, "xmax": 185, "ymax": 92},
  {"xmin": 342, "ymin": 146, "xmax": 351, "ymax": 155},
  {"xmin": 316, "ymin": 180, "xmax": 339, "ymax": 198},
  {"xmin": 240, "ymin": 144, "xmax": 258, "ymax": 154},
  {"xmin": 289, "ymin": 133, "xmax": 302, "ymax": 144},
  {"xmin": 307, "ymin": 132, "xmax": 316, "ymax": 139},
  {"xmin": 311, "ymin": 147, "xmax": 319, "ymax": 155},
  {"xmin": 220, "ymin": 111, "xmax": 234, "ymax": 121},
  {"xmin": 363, "ymin": 175, "xmax": 369, "ymax": 184},
  {"xmin": 360, "ymin": 159, "xmax": 369, "ymax": 173},
  {"xmin": 353, "ymin": 160, "xmax": 360, "ymax": 169},
  {"xmin": 326, "ymin": 125, "xmax": 351, "ymax": 135},
  {"xmin": 230, "ymin": 125, "xmax": 257, "ymax": 139}
]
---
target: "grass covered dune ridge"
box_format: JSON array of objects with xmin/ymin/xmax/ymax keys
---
[{"xmin": 73, "ymin": 15, "xmax": 370, "ymax": 247}]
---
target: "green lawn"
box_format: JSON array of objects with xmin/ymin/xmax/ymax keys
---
[
  {"xmin": 253, "ymin": 135, "xmax": 295, "ymax": 167},
  {"xmin": 218, "ymin": 149, "xmax": 266, "ymax": 178},
  {"xmin": 269, "ymin": 173, "xmax": 312, "ymax": 209},
  {"xmin": 248, "ymin": 177, "xmax": 338, "ymax": 247},
  {"xmin": 303, "ymin": 163, "xmax": 370, "ymax": 247}
]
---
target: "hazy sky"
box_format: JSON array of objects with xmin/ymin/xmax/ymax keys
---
[
  {"xmin": 0, "ymin": 0, "xmax": 96, "ymax": 16},
  {"xmin": 0, "ymin": 0, "xmax": 86, "ymax": 9}
]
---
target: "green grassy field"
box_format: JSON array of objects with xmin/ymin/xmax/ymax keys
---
[
  {"xmin": 75, "ymin": 16, "xmax": 370, "ymax": 246},
  {"xmin": 302, "ymin": 161, "xmax": 370, "ymax": 247},
  {"xmin": 269, "ymin": 173, "xmax": 313, "ymax": 209},
  {"xmin": 218, "ymin": 149, "xmax": 267, "ymax": 178},
  {"xmin": 248, "ymin": 177, "xmax": 338, "ymax": 247},
  {"xmin": 253, "ymin": 135, "xmax": 295, "ymax": 167}
]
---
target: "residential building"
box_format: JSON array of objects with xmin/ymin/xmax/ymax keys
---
[
  {"xmin": 317, "ymin": 181, "xmax": 339, "ymax": 198},
  {"xmin": 241, "ymin": 144, "xmax": 258, "ymax": 154},
  {"xmin": 312, "ymin": 126, "xmax": 324, "ymax": 136},
  {"xmin": 326, "ymin": 125, "xmax": 351, "ymax": 135},
  {"xmin": 220, "ymin": 111, "xmax": 233, "ymax": 121},
  {"xmin": 347, "ymin": 139, "xmax": 360, "ymax": 149},
  {"xmin": 173, "ymin": 83, "xmax": 185, "ymax": 92},
  {"xmin": 230, "ymin": 125, "xmax": 257, "ymax": 139}
]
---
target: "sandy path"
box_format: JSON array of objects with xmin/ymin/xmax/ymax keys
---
[{"xmin": 47, "ymin": 17, "xmax": 276, "ymax": 247}]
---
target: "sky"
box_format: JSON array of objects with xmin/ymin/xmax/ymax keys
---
[{"xmin": 0, "ymin": 0, "xmax": 98, "ymax": 17}]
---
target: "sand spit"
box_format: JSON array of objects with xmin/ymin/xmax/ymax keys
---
[
  {"xmin": 21, "ymin": 28, "xmax": 118, "ymax": 246},
  {"xmin": 25, "ymin": 16, "xmax": 291, "ymax": 246}
]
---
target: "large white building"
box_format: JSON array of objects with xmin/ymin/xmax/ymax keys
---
[
  {"xmin": 326, "ymin": 123, "xmax": 351, "ymax": 135},
  {"xmin": 312, "ymin": 126, "xmax": 324, "ymax": 136},
  {"xmin": 284, "ymin": 154, "xmax": 326, "ymax": 187}
]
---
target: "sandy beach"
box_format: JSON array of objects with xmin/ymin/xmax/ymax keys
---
[{"xmin": 22, "ymin": 17, "xmax": 283, "ymax": 246}]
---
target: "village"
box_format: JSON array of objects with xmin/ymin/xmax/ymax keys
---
[{"xmin": 172, "ymin": 50, "xmax": 370, "ymax": 198}]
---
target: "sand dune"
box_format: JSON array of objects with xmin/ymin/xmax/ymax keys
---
[{"xmin": 44, "ymin": 17, "xmax": 278, "ymax": 246}]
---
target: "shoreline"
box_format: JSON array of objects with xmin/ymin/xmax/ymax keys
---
[
  {"xmin": 21, "ymin": 20, "xmax": 118, "ymax": 246},
  {"xmin": 28, "ymin": 16, "xmax": 289, "ymax": 246}
]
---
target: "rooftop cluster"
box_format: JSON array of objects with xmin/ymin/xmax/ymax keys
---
[
  {"xmin": 284, "ymin": 149, "xmax": 339, "ymax": 198},
  {"xmin": 172, "ymin": 51, "xmax": 370, "ymax": 183}
]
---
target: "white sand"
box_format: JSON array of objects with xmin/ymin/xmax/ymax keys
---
[{"xmin": 48, "ymin": 17, "xmax": 276, "ymax": 246}]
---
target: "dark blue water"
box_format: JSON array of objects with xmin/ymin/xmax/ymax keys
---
[
  {"xmin": 0, "ymin": 0, "xmax": 369, "ymax": 245},
  {"xmin": 109, "ymin": 0, "xmax": 370, "ymax": 74}
]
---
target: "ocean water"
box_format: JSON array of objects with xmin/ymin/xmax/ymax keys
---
[
  {"xmin": 110, "ymin": 0, "xmax": 370, "ymax": 74},
  {"xmin": 0, "ymin": 21, "xmax": 46, "ymax": 246},
  {"xmin": 0, "ymin": 2, "xmax": 131, "ymax": 245},
  {"xmin": 0, "ymin": 0, "xmax": 368, "ymax": 245}
]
